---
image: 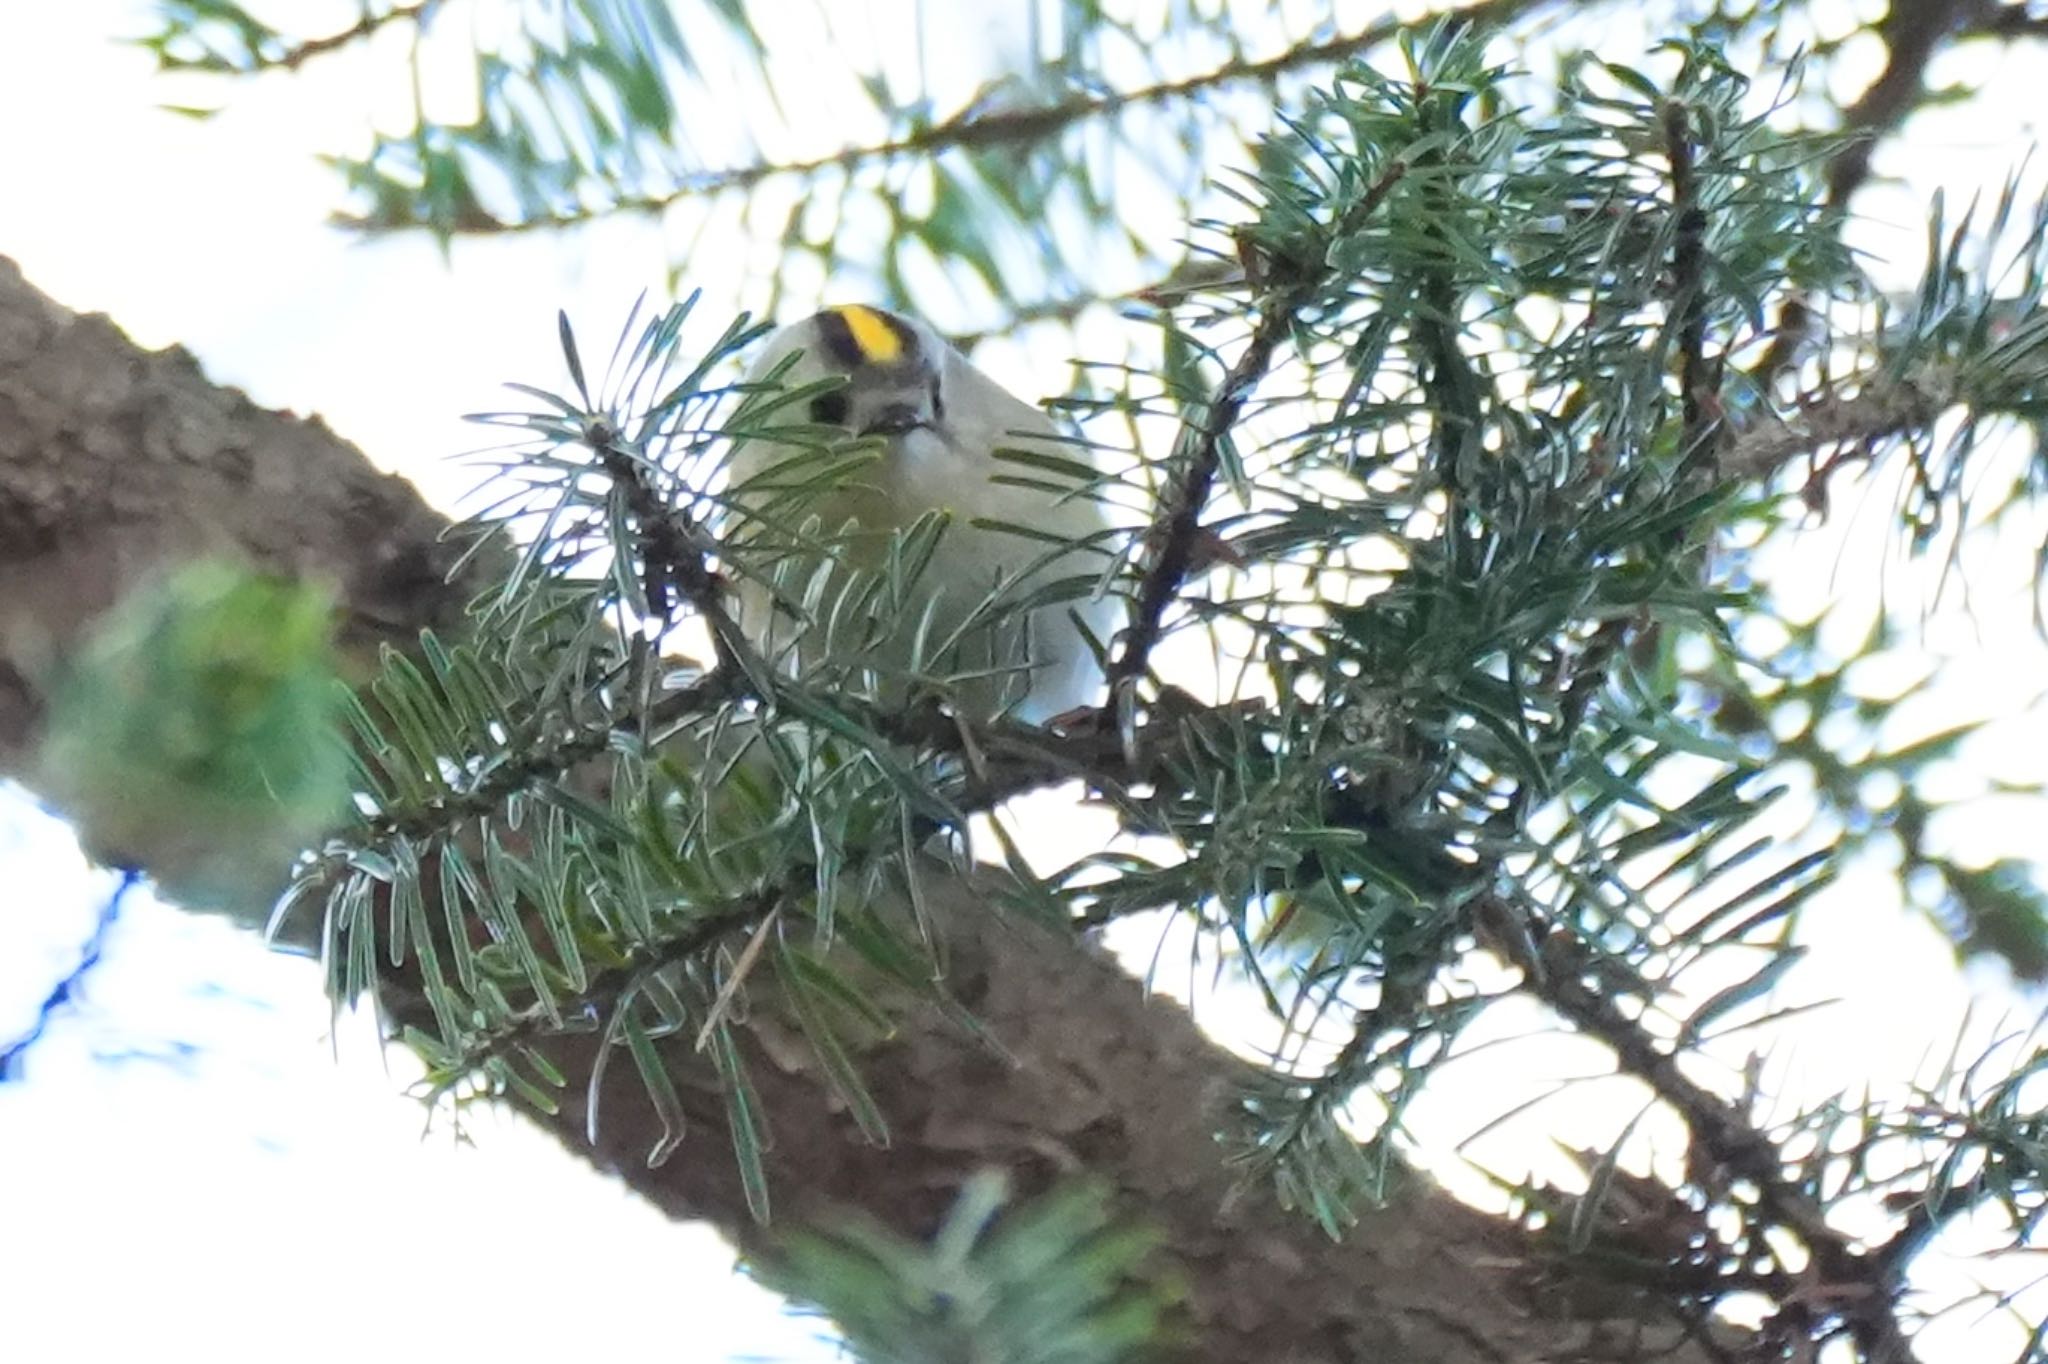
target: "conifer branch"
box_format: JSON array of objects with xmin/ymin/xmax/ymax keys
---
[
  {"xmin": 423, "ymin": 10, "xmax": 1504, "ymax": 236},
  {"xmin": 1489, "ymin": 901, "xmax": 1918, "ymax": 1362},
  {"xmin": 1721, "ymin": 373, "xmax": 1957, "ymax": 483}
]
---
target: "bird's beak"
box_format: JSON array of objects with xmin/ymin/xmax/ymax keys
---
[{"xmin": 860, "ymin": 402, "xmax": 929, "ymax": 437}]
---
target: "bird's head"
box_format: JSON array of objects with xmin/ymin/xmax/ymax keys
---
[{"xmin": 747, "ymin": 304, "xmax": 950, "ymax": 440}]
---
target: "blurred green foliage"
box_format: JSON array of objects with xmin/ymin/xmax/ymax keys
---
[{"xmin": 37, "ymin": 559, "xmax": 349, "ymax": 922}]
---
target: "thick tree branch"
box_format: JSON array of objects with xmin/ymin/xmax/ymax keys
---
[{"xmin": 0, "ymin": 256, "xmax": 473, "ymax": 769}]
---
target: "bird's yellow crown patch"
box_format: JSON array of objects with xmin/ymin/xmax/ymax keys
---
[{"xmin": 829, "ymin": 304, "xmax": 905, "ymax": 366}]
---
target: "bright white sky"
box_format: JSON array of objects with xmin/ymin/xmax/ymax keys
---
[{"xmin": 1, "ymin": 2, "xmax": 2045, "ymax": 1361}]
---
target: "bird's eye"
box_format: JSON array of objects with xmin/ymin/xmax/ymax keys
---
[
  {"xmin": 929, "ymin": 377, "xmax": 944, "ymax": 420},
  {"xmin": 808, "ymin": 391, "xmax": 850, "ymax": 426}
]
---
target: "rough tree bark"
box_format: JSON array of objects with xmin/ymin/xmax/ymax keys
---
[{"xmin": 0, "ymin": 256, "xmax": 1727, "ymax": 1363}]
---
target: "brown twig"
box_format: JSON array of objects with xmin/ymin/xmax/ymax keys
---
[
  {"xmin": 585, "ymin": 418, "xmax": 748, "ymax": 673},
  {"xmin": 276, "ymin": 1, "xmax": 437, "ymax": 72},
  {"xmin": 1542, "ymin": 99, "xmax": 1720, "ymax": 753},
  {"xmin": 1826, "ymin": 0, "xmax": 1971, "ymax": 207},
  {"xmin": 1109, "ymin": 159, "xmax": 1409, "ymax": 692},
  {"xmin": 1663, "ymin": 100, "xmax": 1718, "ymax": 472},
  {"xmin": 440, "ymin": 886, "xmax": 782, "ymax": 1094},
  {"xmin": 1106, "ymin": 315, "xmax": 1286, "ymax": 692}
]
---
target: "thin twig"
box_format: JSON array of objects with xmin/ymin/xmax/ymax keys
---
[
  {"xmin": 1968, "ymin": 0, "xmax": 2048, "ymax": 39},
  {"xmin": 694, "ymin": 905, "xmax": 782, "ymax": 1051},
  {"xmin": 1663, "ymin": 99, "xmax": 1717, "ymax": 472},
  {"xmin": 1109, "ymin": 159, "xmax": 1409, "ymax": 692},
  {"xmin": 1405, "ymin": 72, "xmax": 1490, "ymax": 576},
  {"xmin": 586, "ymin": 420, "xmax": 747, "ymax": 673},
  {"xmin": 443, "ymin": 887, "xmax": 782, "ymax": 1087},
  {"xmin": 1106, "ymin": 317, "xmax": 1287, "ymax": 692},
  {"xmin": 1826, "ymin": 0, "xmax": 1972, "ymax": 207},
  {"xmin": 277, "ymin": 1, "xmax": 437, "ymax": 72},
  {"xmin": 1544, "ymin": 96, "xmax": 1721, "ymax": 747},
  {"xmin": 1554, "ymin": 98, "xmax": 1722, "ymax": 747}
]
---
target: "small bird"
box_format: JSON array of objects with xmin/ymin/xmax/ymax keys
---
[{"xmin": 724, "ymin": 305, "xmax": 1114, "ymax": 724}]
